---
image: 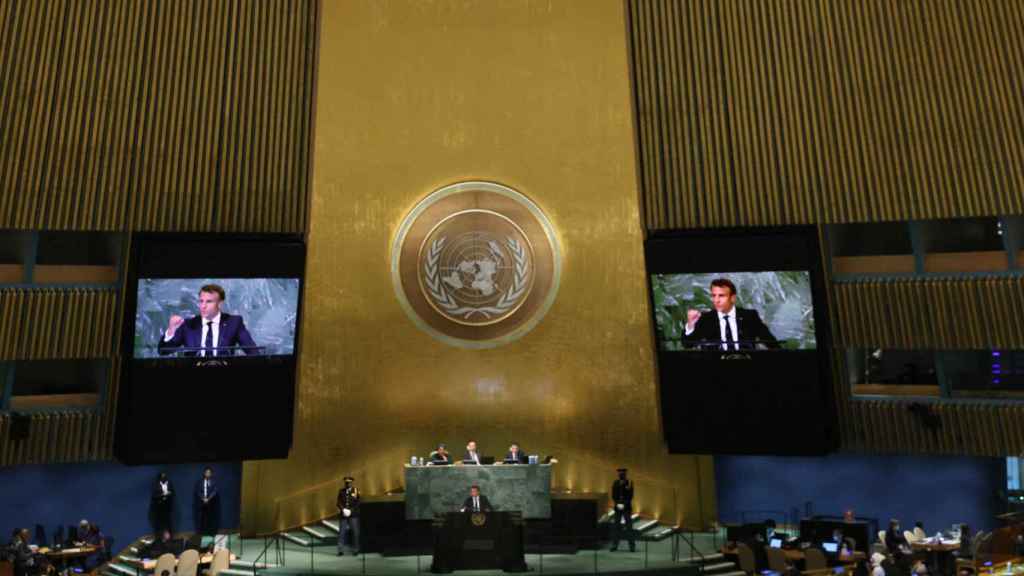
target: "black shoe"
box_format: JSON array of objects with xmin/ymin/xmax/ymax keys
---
[
  {"xmin": 610, "ymin": 547, "xmax": 618, "ymax": 552},
  {"xmin": 337, "ymin": 552, "xmax": 344, "ymax": 556}
]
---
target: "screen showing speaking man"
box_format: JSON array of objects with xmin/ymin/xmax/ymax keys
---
[
  {"xmin": 134, "ymin": 278, "xmax": 300, "ymax": 358},
  {"xmin": 650, "ymin": 271, "xmax": 816, "ymax": 351}
]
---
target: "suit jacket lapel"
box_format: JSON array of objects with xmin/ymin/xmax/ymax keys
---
[{"xmin": 217, "ymin": 314, "xmax": 228, "ymax": 348}]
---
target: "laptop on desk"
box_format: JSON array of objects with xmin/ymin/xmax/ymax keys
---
[
  {"xmin": 822, "ymin": 542, "xmax": 839, "ymax": 554},
  {"xmin": 770, "ymin": 538, "xmax": 783, "ymax": 549}
]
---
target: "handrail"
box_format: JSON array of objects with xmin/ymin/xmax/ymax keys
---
[
  {"xmin": 250, "ymin": 533, "xmax": 281, "ymax": 576},
  {"xmin": 677, "ymin": 528, "xmax": 706, "ymax": 571}
]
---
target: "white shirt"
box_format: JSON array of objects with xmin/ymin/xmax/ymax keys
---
[
  {"xmin": 872, "ymin": 566, "xmax": 885, "ymax": 576},
  {"xmin": 204, "ymin": 479, "xmax": 209, "ymax": 499},
  {"xmin": 684, "ymin": 308, "xmax": 739, "ymax": 350},
  {"xmin": 160, "ymin": 481, "xmax": 170, "ymax": 496},
  {"xmin": 164, "ymin": 313, "xmax": 221, "ymax": 356},
  {"xmin": 473, "ymin": 496, "xmax": 480, "ymax": 511},
  {"xmin": 469, "ymin": 451, "xmax": 479, "ymax": 464}
]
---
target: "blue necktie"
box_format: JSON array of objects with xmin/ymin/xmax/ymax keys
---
[{"xmin": 204, "ymin": 321, "xmax": 213, "ymax": 356}]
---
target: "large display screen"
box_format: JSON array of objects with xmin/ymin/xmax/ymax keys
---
[
  {"xmin": 651, "ymin": 271, "xmax": 816, "ymax": 351},
  {"xmin": 645, "ymin": 226, "xmax": 835, "ymax": 456},
  {"xmin": 134, "ymin": 278, "xmax": 300, "ymax": 358},
  {"xmin": 115, "ymin": 234, "xmax": 305, "ymax": 464}
]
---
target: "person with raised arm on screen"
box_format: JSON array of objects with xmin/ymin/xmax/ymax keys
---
[
  {"xmin": 158, "ymin": 284, "xmax": 259, "ymax": 357},
  {"xmin": 683, "ymin": 278, "xmax": 779, "ymax": 350}
]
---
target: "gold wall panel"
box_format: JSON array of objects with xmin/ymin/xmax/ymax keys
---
[
  {"xmin": 628, "ymin": 0, "xmax": 1024, "ymax": 229},
  {"xmin": 241, "ymin": 0, "xmax": 715, "ymax": 535},
  {"xmin": 833, "ymin": 278, "xmax": 1024, "ymax": 349},
  {"xmin": 0, "ymin": 0, "xmax": 316, "ymax": 233}
]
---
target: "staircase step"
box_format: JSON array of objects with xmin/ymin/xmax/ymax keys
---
[
  {"xmin": 302, "ymin": 526, "xmax": 332, "ymax": 540},
  {"xmin": 715, "ymin": 571, "xmax": 747, "ymax": 576},
  {"xmin": 229, "ymin": 560, "xmax": 278, "ymax": 569},
  {"xmin": 281, "ymin": 532, "xmax": 312, "ymax": 546},
  {"xmin": 703, "ymin": 561, "xmax": 737, "ymax": 572},
  {"xmin": 106, "ymin": 563, "xmax": 137, "ymax": 576},
  {"xmin": 635, "ymin": 519, "xmax": 660, "ymax": 532},
  {"xmin": 647, "ymin": 527, "xmax": 676, "ymax": 540},
  {"xmin": 599, "ymin": 511, "xmax": 615, "ymax": 523},
  {"xmin": 321, "ymin": 520, "xmax": 340, "ymax": 533},
  {"xmin": 219, "ymin": 570, "xmax": 258, "ymax": 576}
]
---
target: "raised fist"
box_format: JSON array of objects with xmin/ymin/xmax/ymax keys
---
[
  {"xmin": 686, "ymin": 309, "xmax": 701, "ymax": 329},
  {"xmin": 167, "ymin": 315, "xmax": 184, "ymax": 335}
]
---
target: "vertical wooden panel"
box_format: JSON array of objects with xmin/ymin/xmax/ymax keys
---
[
  {"xmin": 0, "ymin": 0, "xmax": 316, "ymax": 233},
  {"xmin": 629, "ymin": 0, "xmax": 1024, "ymax": 228}
]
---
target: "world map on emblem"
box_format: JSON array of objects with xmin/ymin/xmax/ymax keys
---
[{"xmin": 392, "ymin": 182, "xmax": 561, "ymax": 348}]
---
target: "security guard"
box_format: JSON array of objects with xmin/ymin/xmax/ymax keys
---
[
  {"xmin": 336, "ymin": 476, "xmax": 361, "ymax": 556},
  {"xmin": 610, "ymin": 468, "xmax": 635, "ymax": 552}
]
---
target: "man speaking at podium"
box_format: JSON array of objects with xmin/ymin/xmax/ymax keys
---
[
  {"xmin": 159, "ymin": 284, "xmax": 259, "ymax": 357},
  {"xmin": 461, "ymin": 485, "xmax": 493, "ymax": 513},
  {"xmin": 683, "ymin": 278, "xmax": 779, "ymax": 351}
]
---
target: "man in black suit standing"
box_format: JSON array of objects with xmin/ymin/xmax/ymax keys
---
[
  {"xmin": 461, "ymin": 485, "xmax": 493, "ymax": 513},
  {"xmin": 195, "ymin": 467, "xmax": 219, "ymax": 536},
  {"xmin": 151, "ymin": 471, "xmax": 174, "ymax": 534},
  {"xmin": 610, "ymin": 468, "xmax": 635, "ymax": 552},
  {"xmin": 504, "ymin": 442, "xmax": 526, "ymax": 464},
  {"xmin": 683, "ymin": 278, "xmax": 779, "ymax": 350}
]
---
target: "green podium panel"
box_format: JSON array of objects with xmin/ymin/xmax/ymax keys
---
[{"xmin": 405, "ymin": 464, "xmax": 552, "ymax": 520}]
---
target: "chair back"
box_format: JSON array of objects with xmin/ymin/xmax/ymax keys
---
[
  {"xmin": 736, "ymin": 542, "xmax": 756, "ymax": 575},
  {"xmin": 153, "ymin": 553, "xmax": 177, "ymax": 576},
  {"xmin": 914, "ymin": 527, "xmax": 927, "ymax": 541},
  {"xmin": 176, "ymin": 549, "xmax": 200, "ymax": 576},
  {"xmin": 765, "ymin": 547, "xmax": 788, "ymax": 572},
  {"xmin": 904, "ymin": 530, "xmax": 918, "ymax": 544},
  {"xmin": 804, "ymin": 548, "xmax": 828, "ymax": 571},
  {"xmin": 208, "ymin": 549, "xmax": 230, "ymax": 576}
]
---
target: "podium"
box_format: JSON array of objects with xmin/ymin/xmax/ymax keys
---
[{"xmin": 430, "ymin": 511, "xmax": 527, "ymax": 573}]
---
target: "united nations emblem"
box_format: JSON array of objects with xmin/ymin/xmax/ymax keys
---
[
  {"xmin": 471, "ymin": 512, "xmax": 487, "ymax": 527},
  {"xmin": 392, "ymin": 182, "xmax": 561, "ymax": 348}
]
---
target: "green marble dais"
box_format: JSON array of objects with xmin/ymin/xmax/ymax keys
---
[{"xmin": 404, "ymin": 464, "xmax": 552, "ymax": 520}]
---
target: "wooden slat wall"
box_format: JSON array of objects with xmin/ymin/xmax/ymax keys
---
[
  {"xmin": 0, "ymin": 411, "xmax": 111, "ymax": 466},
  {"xmin": 0, "ymin": 288, "xmax": 118, "ymax": 359},
  {"xmin": 0, "ymin": 0, "xmax": 318, "ymax": 233},
  {"xmin": 833, "ymin": 278, "xmax": 1024, "ymax": 349},
  {"xmin": 628, "ymin": 0, "xmax": 1024, "ymax": 230}
]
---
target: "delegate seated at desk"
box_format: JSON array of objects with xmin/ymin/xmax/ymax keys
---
[
  {"xmin": 429, "ymin": 443, "xmax": 451, "ymax": 465},
  {"xmin": 464, "ymin": 441, "xmax": 482, "ymax": 465},
  {"xmin": 504, "ymin": 443, "xmax": 526, "ymax": 464},
  {"xmin": 461, "ymin": 486, "xmax": 493, "ymax": 513}
]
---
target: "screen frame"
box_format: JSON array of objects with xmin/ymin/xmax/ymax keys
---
[
  {"xmin": 644, "ymin": 225, "xmax": 836, "ymax": 455},
  {"xmin": 115, "ymin": 232, "xmax": 307, "ymax": 464}
]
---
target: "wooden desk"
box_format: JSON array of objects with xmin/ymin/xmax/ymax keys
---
[
  {"xmin": 41, "ymin": 546, "xmax": 101, "ymax": 560},
  {"xmin": 910, "ymin": 540, "xmax": 960, "ymax": 553},
  {"xmin": 722, "ymin": 546, "xmax": 864, "ymax": 564},
  {"xmin": 977, "ymin": 557, "xmax": 1024, "ymax": 576}
]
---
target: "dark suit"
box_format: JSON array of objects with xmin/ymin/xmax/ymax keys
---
[
  {"xmin": 683, "ymin": 308, "xmax": 779, "ymax": 350},
  {"xmin": 158, "ymin": 313, "xmax": 258, "ymax": 357},
  {"xmin": 9, "ymin": 540, "xmax": 35, "ymax": 576},
  {"xmin": 195, "ymin": 478, "xmax": 219, "ymax": 535},
  {"xmin": 462, "ymin": 495, "xmax": 493, "ymax": 512},
  {"xmin": 504, "ymin": 450, "xmax": 526, "ymax": 464},
  {"xmin": 463, "ymin": 451, "xmax": 482, "ymax": 465},
  {"xmin": 611, "ymin": 478, "xmax": 635, "ymax": 551},
  {"xmin": 151, "ymin": 479, "xmax": 175, "ymax": 533},
  {"xmin": 336, "ymin": 486, "xmax": 361, "ymax": 554}
]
